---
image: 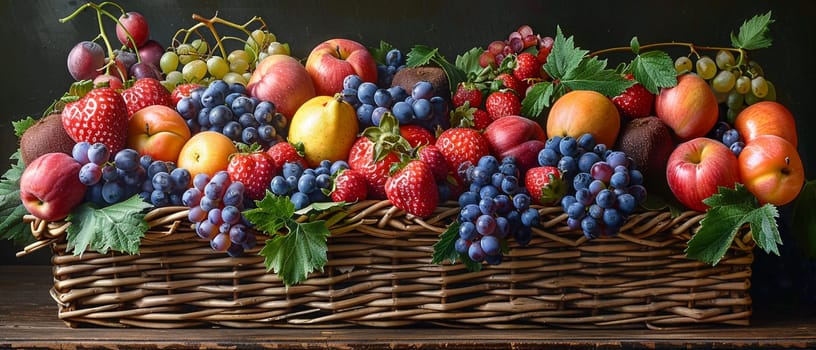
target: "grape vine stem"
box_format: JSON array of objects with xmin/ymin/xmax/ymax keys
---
[{"xmin": 589, "ymin": 42, "xmax": 747, "ymax": 66}]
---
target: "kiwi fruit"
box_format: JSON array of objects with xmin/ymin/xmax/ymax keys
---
[
  {"xmin": 391, "ymin": 66, "xmax": 450, "ymax": 101},
  {"xmin": 20, "ymin": 112, "xmax": 76, "ymax": 166},
  {"xmin": 615, "ymin": 116, "xmax": 675, "ymax": 178}
]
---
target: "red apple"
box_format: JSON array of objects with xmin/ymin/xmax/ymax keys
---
[
  {"xmin": 738, "ymin": 135, "xmax": 804, "ymax": 206},
  {"xmin": 483, "ymin": 115, "xmax": 547, "ymax": 172},
  {"xmin": 305, "ymin": 38, "xmax": 377, "ymax": 96},
  {"xmin": 247, "ymin": 55, "xmax": 316, "ymax": 118},
  {"xmin": 20, "ymin": 153, "xmax": 87, "ymax": 221},
  {"xmin": 666, "ymin": 137, "xmax": 740, "ymax": 212},
  {"xmin": 655, "ymin": 74, "xmax": 719, "ymax": 141},
  {"xmin": 127, "ymin": 105, "xmax": 191, "ymax": 162},
  {"xmin": 734, "ymin": 101, "xmax": 798, "ymax": 147},
  {"xmin": 116, "ymin": 11, "xmax": 150, "ymax": 49}
]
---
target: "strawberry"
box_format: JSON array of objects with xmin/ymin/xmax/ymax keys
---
[
  {"xmin": 513, "ymin": 52, "xmax": 541, "ymax": 83},
  {"xmin": 525, "ymin": 166, "xmax": 566, "ymax": 205},
  {"xmin": 61, "ymin": 87, "xmax": 128, "ymax": 154},
  {"xmin": 330, "ymin": 169, "xmax": 368, "ymax": 203},
  {"xmin": 266, "ymin": 142, "xmax": 308, "ymax": 170},
  {"xmin": 227, "ymin": 144, "xmax": 277, "ymax": 201},
  {"xmin": 417, "ymin": 145, "xmax": 449, "ymax": 181},
  {"xmin": 611, "ymin": 74, "xmax": 655, "ymax": 119},
  {"xmin": 485, "ymin": 90, "xmax": 521, "ymax": 120},
  {"xmin": 348, "ymin": 114, "xmax": 412, "ymax": 199},
  {"xmin": 400, "ymin": 124, "xmax": 435, "ymax": 148},
  {"xmin": 171, "ymin": 83, "xmax": 203, "ymax": 105},
  {"xmin": 494, "ymin": 73, "xmax": 527, "ymax": 98},
  {"xmin": 435, "ymin": 127, "xmax": 491, "ymax": 180},
  {"xmin": 384, "ymin": 160, "xmax": 439, "ymax": 217},
  {"xmin": 120, "ymin": 78, "xmax": 173, "ymax": 116},
  {"xmin": 472, "ymin": 109, "xmax": 491, "ymax": 130},
  {"xmin": 452, "ymin": 83, "xmax": 483, "ymax": 108}
]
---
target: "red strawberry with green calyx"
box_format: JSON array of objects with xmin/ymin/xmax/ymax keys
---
[
  {"xmin": 348, "ymin": 113, "xmax": 412, "ymax": 199},
  {"xmin": 435, "ymin": 127, "xmax": 491, "ymax": 182},
  {"xmin": 61, "ymin": 87, "xmax": 129, "ymax": 154},
  {"xmin": 525, "ymin": 166, "xmax": 566, "ymax": 205},
  {"xmin": 329, "ymin": 168, "xmax": 368, "ymax": 203},
  {"xmin": 171, "ymin": 83, "xmax": 203, "ymax": 105},
  {"xmin": 267, "ymin": 141, "xmax": 308, "ymax": 170},
  {"xmin": 385, "ymin": 159, "xmax": 439, "ymax": 217},
  {"xmin": 227, "ymin": 143, "xmax": 278, "ymax": 201},
  {"xmin": 512, "ymin": 52, "xmax": 541, "ymax": 84},
  {"xmin": 453, "ymin": 82, "xmax": 484, "ymax": 108},
  {"xmin": 611, "ymin": 74, "xmax": 654, "ymax": 119},
  {"xmin": 417, "ymin": 144, "xmax": 449, "ymax": 182},
  {"xmin": 485, "ymin": 90, "xmax": 521, "ymax": 120},
  {"xmin": 121, "ymin": 78, "xmax": 173, "ymax": 116},
  {"xmin": 399, "ymin": 124, "xmax": 435, "ymax": 148}
]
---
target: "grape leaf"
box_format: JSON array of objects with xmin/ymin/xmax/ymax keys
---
[
  {"xmin": 630, "ymin": 36, "xmax": 640, "ymax": 55},
  {"xmin": 12, "ymin": 117, "xmax": 38, "ymax": 138},
  {"xmin": 369, "ymin": 40, "xmax": 396, "ymax": 65},
  {"xmin": 731, "ymin": 11, "xmax": 774, "ymax": 50},
  {"xmin": 245, "ymin": 193, "xmax": 331, "ymax": 286},
  {"xmin": 66, "ymin": 195, "xmax": 152, "ymax": 256},
  {"xmin": 454, "ymin": 47, "xmax": 484, "ymax": 78},
  {"xmin": 686, "ymin": 183, "xmax": 780, "ymax": 265},
  {"xmin": 561, "ymin": 56, "xmax": 634, "ymax": 97},
  {"xmin": 406, "ymin": 45, "xmax": 438, "ymax": 68},
  {"xmin": 631, "ymin": 50, "xmax": 678, "ymax": 94},
  {"xmin": 406, "ymin": 45, "xmax": 468, "ymax": 95},
  {"xmin": 431, "ymin": 221, "xmax": 482, "ymax": 272},
  {"xmin": 792, "ymin": 180, "xmax": 816, "ymax": 258},
  {"xmin": 0, "ymin": 151, "xmax": 34, "ymax": 245},
  {"xmin": 543, "ymin": 26, "xmax": 587, "ymax": 80},
  {"xmin": 520, "ymin": 82, "xmax": 553, "ymax": 118}
]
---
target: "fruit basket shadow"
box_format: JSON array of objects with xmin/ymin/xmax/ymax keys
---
[{"xmin": 21, "ymin": 199, "xmax": 754, "ymax": 329}]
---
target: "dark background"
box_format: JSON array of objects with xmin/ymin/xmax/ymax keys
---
[{"xmin": 0, "ymin": 1, "xmax": 814, "ymax": 309}]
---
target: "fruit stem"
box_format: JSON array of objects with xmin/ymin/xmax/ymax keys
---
[
  {"xmin": 189, "ymin": 13, "xmax": 266, "ymax": 59},
  {"xmin": 589, "ymin": 42, "xmax": 743, "ymax": 58}
]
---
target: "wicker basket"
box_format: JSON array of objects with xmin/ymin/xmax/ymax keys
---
[{"xmin": 23, "ymin": 200, "xmax": 754, "ymax": 329}]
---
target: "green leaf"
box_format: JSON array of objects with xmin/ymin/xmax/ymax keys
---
[
  {"xmin": 294, "ymin": 201, "xmax": 346, "ymax": 216},
  {"xmin": 561, "ymin": 57, "xmax": 634, "ymax": 97},
  {"xmin": 630, "ymin": 36, "xmax": 640, "ymax": 55},
  {"xmin": 731, "ymin": 11, "xmax": 774, "ymax": 50},
  {"xmin": 406, "ymin": 44, "xmax": 468, "ymax": 96},
  {"xmin": 369, "ymin": 41, "xmax": 396, "ymax": 65},
  {"xmin": 432, "ymin": 222, "xmax": 460, "ymax": 265},
  {"xmin": 406, "ymin": 45, "xmax": 437, "ymax": 67},
  {"xmin": 520, "ymin": 82, "xmax": 553, "ymax": 118},
  {"xmin": 793, "ymin": 180, "xmax": 816, "ymax": 258},
  {"xmin": 631, "ymin": 50, "xmax": 678, "ymax": 94},
  {"xmin": 244, "ymin": 193, "xmax": 293, "ymax": 235},
  {"xmin": 65, "ymin": 195, "xmax": 152, "ymax": 256},
  {"xmin": 0, "ymin": 151, "xmax": 34, "ymax": 245},
  {"xmin": 454, "ymin": 47, "xmax": 485, "ymax": 78},
  {"xmin": 12, "ymin": 117, "xmax": 38, "ymax": 138},
  {"xmin": 543, "ymin": 26, "xmax": 587, "ymax": 80},
  {"xmin": 686, "ymin": 184, "xmax": 780, "ymax": 265}
]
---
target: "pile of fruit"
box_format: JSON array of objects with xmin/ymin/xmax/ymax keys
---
[{"xmin": 4, "ymin": 4, "xmax": 809, "ymax": 285}]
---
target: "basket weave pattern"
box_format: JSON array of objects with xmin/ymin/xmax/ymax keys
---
[{"xmin": 27, "ymin": 200, "xmax": 754, "ymax": 329}]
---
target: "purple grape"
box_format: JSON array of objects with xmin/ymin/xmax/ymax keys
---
[
  {"xmin": 87, "ymin": 143, "xmax": 110, "ymax": 165},
  {"xmin": 480, "ymin": 235, "xmax": 501, "ymax": 256},
  {"xmin": 476, "ymin": 214, "xmax": 497, "ymax": 235},
  {"xmin": 596, "ymin": 189, "xmax": 617, "ymax": 209},
  {"xmin": 72, "ymin": 142, "xmax": 91, "ymax": 164},
  {"xmin": 455, "ymin": 238, "xmax": 471, "ymax": 254},
  {"xmin": 78, "ymin": 163, "xmax": 102, "ymax": 186},
  {"xmin": 459, "ymin": 221, "xmax": 477, "ymax": 240},
  {"xmin": 468, "ymin": 242, "xmax": 486, "ymax": 262}
]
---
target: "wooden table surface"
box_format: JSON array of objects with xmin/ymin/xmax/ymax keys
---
[{"xmin": 1, "ymin": 265, "xmax": 814, "ymax": 349}]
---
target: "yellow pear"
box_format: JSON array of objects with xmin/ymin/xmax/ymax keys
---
[{"xmin": 287, "ymin": 95, "xmax": 359, "ymax": 167}]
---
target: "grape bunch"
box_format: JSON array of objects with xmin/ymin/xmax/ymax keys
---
[
  {"xmin": 478, "ymin": 24, "xmax": 554, "ymax": 68},
  {"xmin": 341, "ymin": 76, "xmax": 449, "ymax": 130},
  {"xmin": 183, "ymin": 171, "xmax": 256, "ymax": 256},
  {"xmin": 454, "ymin": 155, "xmax": 539, "ymax": 265},
  {"xmin": 137, "ymin": 155, "xmax": 192, "ymax": 207},
  {"xmin": 674, "ymin": 51, "xmax": 775, "ymax": 123},
  {"xmin": 73, "ymin": 142, "xmax": 146, "ymax": 207},
  {"xmin": 160, "ymin": 29, "xmax": 288, "ymax": 88},
  {"xmin": 376, "ymin": 48, "xmax": 406, "ymax": 88},
  {"xmin": 269, "ymin": 160, "xmax": 348, "ymax": 210},
  {"xmin": 711, "ymin": 121, "xmax": 746, "ymax": 156},
  {"xmin": 537, "ymin": 134, "xmax": 647, "ymax": 239},
  {"xmin": 175, "ymin": 79, "xmax": 288, "ymax": 147}
]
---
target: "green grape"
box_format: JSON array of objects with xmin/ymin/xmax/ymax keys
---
[
  {"xmin": 735, "ymin": 75, "xmax": 751, "ymax": 94},
  {"xmin": 695, "ymin": 56, "xmax": 717, "ymax": 80},
  {"xmin": 748, "ymin": 60, "xmax": 764, "ymax": 77},
  {"xmin": 715, "ymin": 50, "xmax": 736, "ymax": 69},
  {"xmin": 207, "ymin": 56, "xmax": 229, "ymax": 79},
  {"xmin": 230, "ymin": 59, "xmax": 250, "ymax": 74},
  {"xmin": 745, "ymin": 89, "xmax": 761, "ymax": 105},
  {"xmin": 674, "ymin": 56, "xmax": 692, "ymax": 74},
  {"xmin": 228, "ymin": 50, "xmax": 252, "ymax": 64},
  {"xmin": 165, "ymin": 71, "xmax": 183, "ymax": 85},
  {"xmin": 712, "ymin": 70, "xmax": 736, "ymax": 93},
  {"xmin": 245, "ymin": 29, "xmax": 267, "ymax": 58},
  {"xmin": 191, "ymin": 39, "xmax": 209, "ymax": 56},
  {"xmin": 176, "ymin": 44, "xmax": 196, "ymax": 65},
  {"xmin": 764, "ymin": 80, "xmax": 777, "ymax": 101},
  {"xmin": 222, "ymin": 72, "xmax": 247, "ymax": 86},
  {"xmin": 159, "ymin": 51, "xmax": 179, "ymax": 74},
  {"xmin": 267, "ymin": 42, "xmax": 290, "ymax": 56},
  {"xmin": 242, "ymin": 72, "xmax": 252, "ymax": 82},
  {"xmin": 726, "ymin": 90, "xmax": 745, "ymax": 110},
  {"xmin": 751, "ymin": 76, "xmax": 769, "ymax": 98},
  {"xmin": 257, "ymin": 52, "xmax": 269, "ymax": 63},
  {"xmin": 726, "ymin": 108, "xmax": 741, "ymax": 124},
  {"xmin": 182, "ymin": 59, "xmax": 207, "ymax": 82},
  {"xmin": 160, "ymin": 80, "xmax": 175, "ymax": 92}
]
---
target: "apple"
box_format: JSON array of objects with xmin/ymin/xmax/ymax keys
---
[
  {"xmin": 305, "ymin": 38, "xmax": 378, "ymax": 96},
  {"xmin": 127, "ymin": 105, "xmax": 191, "ymax": 162},
  {"xmin": 666, "ymin": 137, "xmax": 740, "ymax": 212},
  {"xmin": 547, "ymin": 90, "xmax": 620, "ymax": 147},
  {"xmin": 247, "ymin": 54, "xmax": 316, "ymax": 118},
  {"xmin": 655, "ymin": 74, "xmax": 718, "ymax": 141},
  {"xmin": 483, "ymin": 115, "xmax": 547, "ymax": 172},
  {"xmin": 734, "ymin": 101, "xmax": 798, "ymax": 147},
  {"xmin": 20, "ymin": 153, "xmax": 86, "ymax": 221},
  {"xmin": 116, "ymin": 11, "xmax": 150, "ymax": 49},
  {"xmin": 176, "ymin": 131, "xmax": 238, "ymax": 181},
  {"xmin": 738, "ymin": 135, "xmax": 804, "ymax": 206}
]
